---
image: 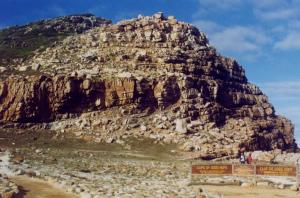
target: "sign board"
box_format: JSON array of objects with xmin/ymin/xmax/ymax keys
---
[
  {"xmin": 233, "ymin": 165, "xmax": 255, "ymax": 176},
  {"xmin": 256, "ymin": 165, "xmax": 296, "ymax": 177},
  {"xmin": 192, "ymin": 164, "xmax": 232, "ymax": 175},
  {"xmin": 191, "ymin": 163, "xmax": 298, "ymax": 177}
]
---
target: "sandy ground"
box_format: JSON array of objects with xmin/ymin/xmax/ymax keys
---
[
  {"xmin": 10, "ymin": 176, "xmax": 79, "ymax": 198},
  {"xmin": 202, "ymin": 185, "xmax": 300, "ymax": 198}
]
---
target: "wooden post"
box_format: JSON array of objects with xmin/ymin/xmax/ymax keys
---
[
  {"xmin": 254, "ymin": 163, "xmax": 257, "ymax": 184},
  {"xmin": 189, "ymin": 160, "xmax": 193, "ymax": 185},
  {"xmin": 296, "ymin": 161, "xmax": 299, "ymax": 187},
  {"xmin": 232, "ymin": 162, "xmax": 236, "ymax": 183}
]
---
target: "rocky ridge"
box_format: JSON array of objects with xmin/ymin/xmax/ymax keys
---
[
  {"xmin": 0, "ymin": 14, "xmax": 111, "ymax": 79},
  {"xmin": 0, "ymin": 13, "xmax": 297, "ymax": 158}
]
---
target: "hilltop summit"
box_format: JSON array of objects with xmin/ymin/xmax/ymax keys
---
[{"xmin": 0, "ymin": 13, "xmax": 111, "ymax": 74}]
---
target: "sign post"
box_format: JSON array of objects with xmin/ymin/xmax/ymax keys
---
[
  {"xmin": 191, "ymin": 164, "xmax": 233, "ymax": 175},
  {"xmin": 255, "ymin": 165, "xmax": 296, "ymax": 177},
  {"xmin": 189, "ymin": 161, "xmax": 192, "ymax": 185},
  {"xmin": 232, "ymin": 164, "xmax": 255, "ymax": 176},
  {"xmin": 296, "ymin": 161, "xmax": 299, "ymax": 187},
  {"xmin": 254, "ymin": 162, "xmax": 257, "ymax": 184},
  {"xmin": 190, "ymin": 162, "xmax": 298, "ymax": 186}
]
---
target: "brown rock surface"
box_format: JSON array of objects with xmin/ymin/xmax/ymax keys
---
[
  {"xmin": 0, "ymin": 75, "xmax": 146, "ymax": 122},
  {"xmin": 0, "ymin": 13, "xmax": 297, "ymax": 157},
  {"xmin": 0, "ymin": 192, "xmax": 15, "ymax": 198}
]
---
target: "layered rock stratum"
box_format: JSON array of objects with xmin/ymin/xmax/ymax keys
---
[{"xmin": 0, "ymin": 13, "xmax": 297, "ymax": 159}]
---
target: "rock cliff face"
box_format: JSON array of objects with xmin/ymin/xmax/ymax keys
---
[
  {"xmin": 0, "ymin": 75, "xmax": 140, "ymax": 122},
  {"xmin": 0, "ymin": 13, "xmax": 297, "ymax": 158}
]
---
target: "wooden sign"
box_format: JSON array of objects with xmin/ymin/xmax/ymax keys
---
[
  {"xmin": 192, "ymin": 164, "xmax": 232, "ymax": 175},
  {"xmin": 233, "ymin": 165, "xmax": 255, "ymax": 176},
  {"xmin": 256, "ymin": 165, "xmax": 296, "ymax": 177}
]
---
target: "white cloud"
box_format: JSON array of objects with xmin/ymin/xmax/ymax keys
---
[
  {"xmin": 271, "ymin": 20, "xmax": 300, "ymax": 34},
  {"xmin": 193, "ymin": 20, "xmax": 270, "ymax": 60},
  {"xmin": 292, "ymin": 0, "xmax": 300, "ymax": 6},
  {"xmin": 209, "ymin": 26, "xmax": 271, "ymax": 53},
  {"xmin": 251, "ymin": 0, "xmax": 286, "ymax": 9},
  {"xmin": 271, "ymin": 25, "xmax": 286, "ymax": 33},
  {"xmin": 193, "ymin": 1, "xmax": 271, "ymax": 57},
  {"xmin": 260, "ymin": 81, "xmax": 300, "ymax": 99},
  {"xmin": 194, "ymin": 0, "xmax": 300, "ymax": 56},
  {"xmin": 288, "ymin": 20, "xmax": 300, "ymax": 29},
  {"xmin": 254, "ymin": 8, "xmax": 299, "ymax": 20},
  {"xmin": 274, "ymin": 33, "xmax": 300, "ymax": 50},
  {"xmin": 252, "ymin": 0, "xmax": 300, "ymax": 21},
  {"xmin": 198, "ymin": 0, "xmax": 242, "ymax": 10}
]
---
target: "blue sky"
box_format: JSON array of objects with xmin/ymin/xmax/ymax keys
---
[{"xmin": 1, "ymin": 0, "xmax": 300, "ymax": 144}]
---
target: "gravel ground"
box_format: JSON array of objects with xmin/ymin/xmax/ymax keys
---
[{"xmin": 0, "ymin": 132, "xmax": 299, "ymax": 198}]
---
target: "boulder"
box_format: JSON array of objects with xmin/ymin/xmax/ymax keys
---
[
  {"xmin": 241, "ymin": 182, "xmax": 254, "ymax": 188},
  {"xmin": 175, "ymin": 119, "xmax": 187, "ymax": 134},
  {"xmin": 153, "ymin": 12, "xmax": 165, "ymax": 20},
  {"xmin": 31, "ymin": 63, "xmax": 41, "ymax": 71},
  {"xmin": 0, "ymin": 67, "xmax": 7, "ymax": 73},
  {"xmin": 18, "ymin": 66, "xmax": 28, "ymax": 71}
]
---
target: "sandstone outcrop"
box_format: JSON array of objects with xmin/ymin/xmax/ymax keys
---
[{"xmin": 0, "ymin": 13, "xmax": 297, "ymax": 158}]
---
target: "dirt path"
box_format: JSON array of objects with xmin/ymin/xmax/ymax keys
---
[
  {"xmin": 10, "ymin": 176, "xmax": 79, "ymax": 198},
  {"xmin": 202, "ymin": 185, "xmax": 300, "ymax": 198}
]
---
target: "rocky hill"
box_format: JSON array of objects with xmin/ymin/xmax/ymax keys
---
[
  {"xmin": 0, "ymin": 13, "xmax": 297, "ymax": 159},
  {"xmin": 0, "ymin": 14, "xmax": 111, "ymax": 79}
]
